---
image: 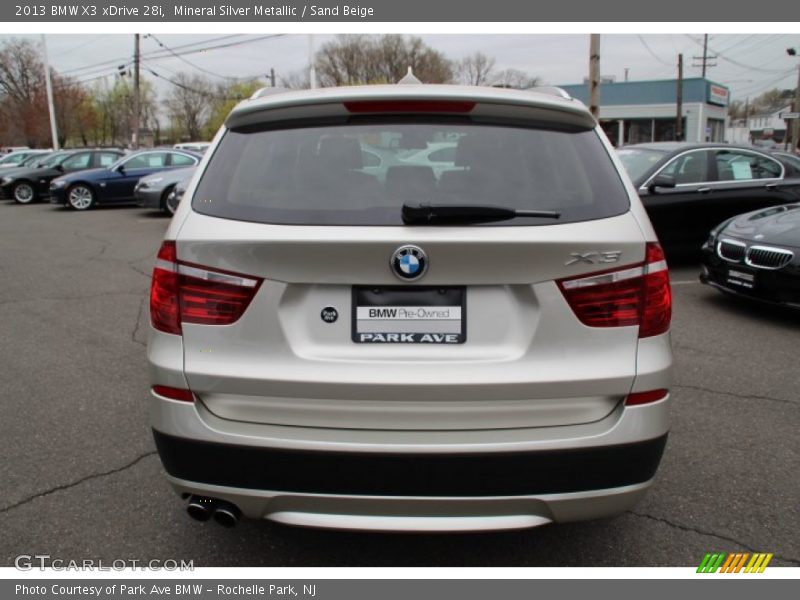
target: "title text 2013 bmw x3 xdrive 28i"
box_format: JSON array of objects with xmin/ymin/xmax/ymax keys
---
[{"xmin": 148, "ymin": 84, "xmax": 673, "ymax": 532}]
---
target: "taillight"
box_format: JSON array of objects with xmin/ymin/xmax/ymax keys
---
[
  {"xmin": 343, "ymin": 100, "xmax": 476, "ymax": 113},
  {"xmin": 149, "ymin": 241, "xmax": 263, "ymax": 335},
  {"xmin": 557, "ymin": 242, "xmax": 671, "ymax": 338}
]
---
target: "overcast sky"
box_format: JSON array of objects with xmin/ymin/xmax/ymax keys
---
[{"xmin": 7, "ymin": 33, "xmax": 799, "ymax": 104}]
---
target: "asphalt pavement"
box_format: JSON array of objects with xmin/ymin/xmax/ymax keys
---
[{"xmin": 0, "ymin": 201, "xmax": 798, "ymax": 567}]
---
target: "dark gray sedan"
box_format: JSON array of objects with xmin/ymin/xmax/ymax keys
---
[{"xmin": 134, "ymin": 167, "xmax": 195, "ymax": 215}]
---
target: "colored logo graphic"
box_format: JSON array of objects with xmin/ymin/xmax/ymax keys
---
[
  {"xmin": 391, "ymin": 245, "xmax": 428, "ymax": 281},
  {"xmin": 697, "ymin": 552, "xmax": 773, "ymax": 573}
]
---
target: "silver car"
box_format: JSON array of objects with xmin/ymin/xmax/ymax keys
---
[{"xmin": 148, "ymin": 84, "xmax": 673, "ymax": 532}]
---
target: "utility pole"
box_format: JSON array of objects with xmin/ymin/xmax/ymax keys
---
[
  {"xmin": 793, "ymin": 58, "xmax": 800, "ymax": 153},
  {"xmin": 269, "ymin": 68, "xmax": 276, "ymax": 87},
  {"xmin": 624, "ymin": 68, "xmax": 629, "ymax": 82},
  {"xmin": 588, "ymin": 34, "xmax": 600, "ymax": 119},
  {"xmin": 693, "ymin": 33, "xmax": 717, "ymax": 78},
  {"xmin": 132, "ymin": 33, "xmax": 140, "ymax": 149},
  {"xmin": 308, "ymin": 34, "xmax": 317, "ymax": 89},
  {"xmin": 676, "ymin": 54, "xmax": 684, "ymax": 141},
  {"xmin": 41, "ymin": 34, "xmax": 59, "ymax": 150}
]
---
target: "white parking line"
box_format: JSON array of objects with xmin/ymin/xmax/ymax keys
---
[{"xmin": 671, "ymin": 280, "xmax": 699, "ymax": 285}]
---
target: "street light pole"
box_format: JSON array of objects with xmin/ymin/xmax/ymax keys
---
[
  {"xmin": 793, "ymin": 58, "xmax": 800, "ymax": 153},
  {"xmin": 41, "ymin": 34, "xmax": 59, "ymax": 150},
  {"xmin": 132, "ymin": 33, "xmax": 140, "ymax": 149},
  {"xmin": 588, "ymin": 34, "xmax": 600, "ymax": 119}
]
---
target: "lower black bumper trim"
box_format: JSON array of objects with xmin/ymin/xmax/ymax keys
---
[{"xmin": 153, "ymin": 430, "xmax": 668, "ymax": 497}]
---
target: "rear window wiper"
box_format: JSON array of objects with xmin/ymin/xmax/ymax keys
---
[{"xmin": 401, "ymin": 203, "xmax": 561, "ymax": 225}]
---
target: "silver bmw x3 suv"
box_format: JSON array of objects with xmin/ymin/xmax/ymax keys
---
[{"xmin": 148, "ymin": 83, "xmax": 673, "ymax": 532}]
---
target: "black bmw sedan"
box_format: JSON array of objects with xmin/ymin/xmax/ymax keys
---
[
  {"xmin": 700, "ymin": 203, "xmax": 800, "ymax": 310},
  {"xmin": 617, "ymin": 143, "xmax": 800, "ymax": 253},
  {"xmin": 0, "ymin": 149, "xmax": 124, "ymax": 204}
]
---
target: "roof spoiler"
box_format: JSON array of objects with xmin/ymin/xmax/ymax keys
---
[
  {"xmin": 529, "ymin": 86, "xmax": 572, "ymax": 100},
  {"xmin": 250, "ymin": 87, "xmax": 293, "ymax": 99}
]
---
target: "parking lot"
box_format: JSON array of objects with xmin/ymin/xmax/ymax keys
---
[{"xmin": 0, "ymin": 201, "xmax": 798, "ymax": 568}]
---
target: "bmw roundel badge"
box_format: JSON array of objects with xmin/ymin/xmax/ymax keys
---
[{"xmin": 391, "ymin": 245, "xmax": 428, "ymax": 281}]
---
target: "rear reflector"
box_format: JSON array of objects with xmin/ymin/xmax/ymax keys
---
[
  {"xmin": 557, "ymin": 242, "xmax": 672, "ymax": 338},
  {"xmin": 152, "ymin": 385, "xmax": 195, "ymax": 402},
  {"xmin": 625, "ymin": 389, "xmax": 668, "ymax": 406},
  {"xmin": 343, "ymin": 100, "xmax": 476, "ymax": 114},
  {"xmin": 150, "ymin": 241, "xmax": 263, "ymax": 335}
]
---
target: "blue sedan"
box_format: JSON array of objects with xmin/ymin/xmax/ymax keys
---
[{"xmin": 50, "ymin": 149, "xmax": 201, "ymax": 210}]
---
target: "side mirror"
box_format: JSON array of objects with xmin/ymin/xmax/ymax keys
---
[
  {"xmin": 648, "ymin": 174, "xmax": 676, "ymax": 193},
  {"xmin": 55, "ymin": 164, "xmax": 64, "ymax": 172},
  {"xmin": 115, "ymin": 164, "xmax": 126, "ymax": 174}
]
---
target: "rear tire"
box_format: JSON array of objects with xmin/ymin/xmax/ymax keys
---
[
  {"xmin": 12, "ymin": 181, "xmax": 36, "ymax": 204},
  {"xmin": 67, "ymin": 184, "xmax": 95, "ymax": 211}
]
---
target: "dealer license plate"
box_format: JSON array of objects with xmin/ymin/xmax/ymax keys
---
[
  {"xmin": 726, "ymin": 268, "xmax": 756, "ymax": 290},
  {"xmin": 352, "ymin": 286, "xmax": 466, "ymax": 343}
]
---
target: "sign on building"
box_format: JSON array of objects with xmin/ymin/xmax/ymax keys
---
[{"xmin": 708, "ymin": 84, "xmax": 729, "ymax": 106}]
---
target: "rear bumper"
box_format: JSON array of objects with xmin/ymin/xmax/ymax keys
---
[
  {"xmin": 151, "ymin": 393, "xmax": 670, "ymax": 530},
  {"xmin": 164, "ymin": 474, "xmax": 656, "ymax": 532},
  {"xmin": 154, "ymin": 429, "xmax": 667, "ymax": 498}
]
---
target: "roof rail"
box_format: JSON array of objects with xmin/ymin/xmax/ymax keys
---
[{"xmin": 529, "ymin": 86, "xmax": 572, "ymax": 100}]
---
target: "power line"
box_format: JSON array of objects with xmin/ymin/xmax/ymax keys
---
[
  {"xmin": 734, "ymin": 68, "xmax": 797, "ymax": 97},
  {"xmin": 146, "ymin": 34, "xmax": 239, "ymax": 80},
  {"xmin": 59, "ymin": 34, "xmax": 248, "ymax": 76},
  {"xmin": 636, "ymin": 35, "xmax": 674, "ymax": 67},
  {"xmin": 684, "ymin": 34, "xmax": 792, "ymax": 74},
  {"xmin": 145, "ymin": 34, "xmax": 266, "ymax": 82},
  {"xmin": 142, "ymin": 65, "xmax": 245, "ymax": 102}
]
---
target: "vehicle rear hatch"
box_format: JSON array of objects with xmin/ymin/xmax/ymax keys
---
[{"xmin": 174, "ymin": 88, "xmax": 648, "ymax": 431}]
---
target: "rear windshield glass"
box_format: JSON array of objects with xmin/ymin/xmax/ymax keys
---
[{"xmin": 193, "ymin": 121, "xmax": 630, "ymax": 226}]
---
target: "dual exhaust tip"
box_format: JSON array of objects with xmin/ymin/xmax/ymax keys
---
[{"xmin": 186, "ymin": 495, "xmax": 240, "ymax": 528}]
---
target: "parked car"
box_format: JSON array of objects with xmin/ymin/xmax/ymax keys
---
[
  {"xmin": 616, "ymin": 142, "xmax": 800, "ymax": 253},
  {"xmin": 0, "ymin": 146, "xmax": 31, "ymax": 154},
  {"xmin": 772, "ymin": 151, "xmax": 800, "ymax": 170},
  {"xmin": 135, "ymin": 167, "xmax": 195, "ymax": 215},
  {"xmin": 166, "ymin": 177, "xmax": 189, "ymax": 214},
  {"xmin": 0, "ymin": 152, "xmax": 58, "ymax": 186},
  {"xmin": 174, "ymin": 142, "xmax": 210, "ymax": 154},
  {"xmin": 1, "ymin": 149, "xmax": 123, "ymax": 204},
  {"xmin": 700, "ymin": 203, "xmax": 800, "ymax": 310},
  {"xmin": 0, "ymin": 149, "xmax": 49, "ymax": 168},
  {"xmin": 50, "ymin": 149, "xmax": 201, "ymax": 210},
  {"xmin": 148, "ymin": 84, "xmax": 673, "ymax": 531}
]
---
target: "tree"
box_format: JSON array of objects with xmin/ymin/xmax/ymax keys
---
[
  {"xmin": 751, "ymin": 88, "xmax": 795, "ymax": 113},
  {"xmin": 0, "ymin": 38, "xmax": 49, "ymax": 146},
  {"xmin": 490, "ymin": 68, "xmax": 541, "ymax": 90},
  {"xmin": 456, "ymin": 52, "xmax": 496, "ymax": 86},
  {"xmin": 51, "ymin": 74, "xmax": 100, "ymax": 147},
  {"xmin": 205, "ymin": 79, "xmax": 265, "ymax": 137},
  {"xmin": 279, "ymin": 68, "xmax": 311, "ymax": 90},
  {"xmin": 89, "ymin": 76, "xmax": 157, "ymax": 147},
  {"xmin": 728, "ymin": 99, "xmax": 746, "ymax": 121},
  {"xmin": 315, "ymin": 35, "xmax": 453, "ymax": 86},
  {"xmin": 163, "ymin": 73, "xmax": 214, "ymax": 142}
]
